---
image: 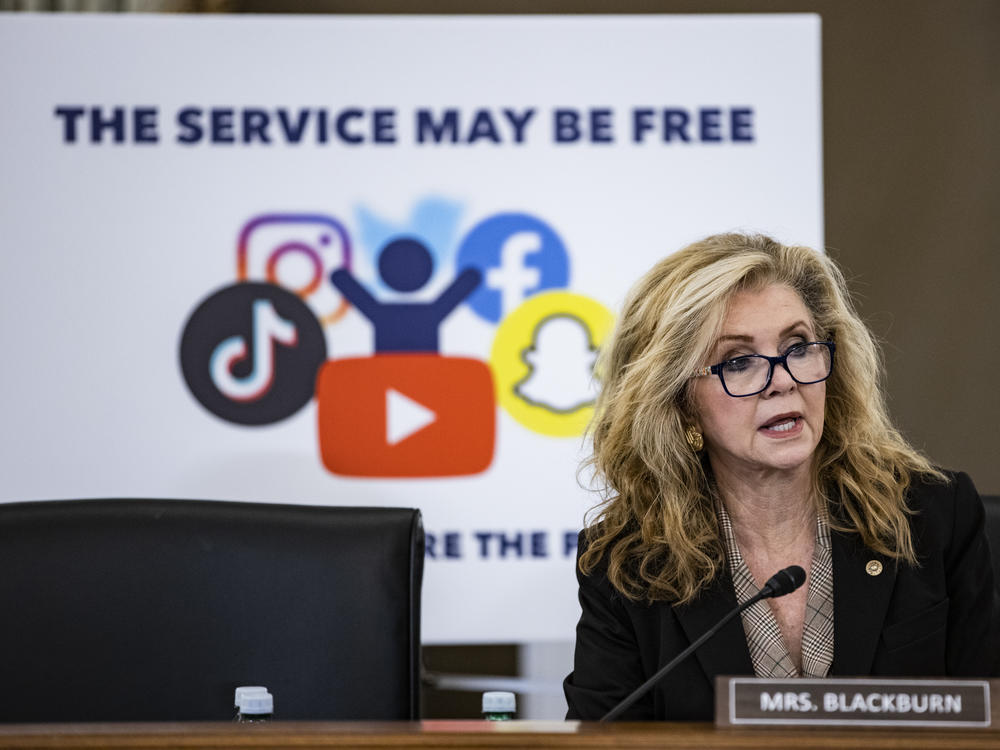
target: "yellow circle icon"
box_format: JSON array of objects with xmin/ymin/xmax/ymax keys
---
[{"xmin": 490, "ymin": 291, "xmax": 614, "ymax": 437}]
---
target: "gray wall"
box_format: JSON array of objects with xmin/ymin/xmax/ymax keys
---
[{"xmin": 816, "ymin": 1, "xmax": 999, "ymax": 494}]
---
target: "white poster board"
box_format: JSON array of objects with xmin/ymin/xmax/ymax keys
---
[{"xmin": 0, "ymin": 13, "xmax": 822, "ymax": 643}]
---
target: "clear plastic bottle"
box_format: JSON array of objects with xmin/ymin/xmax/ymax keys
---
[
  {"xmin": 482, "ymin": 691, "xmax": 516, "ymax": 721},
  {"xmin": 234, "ymin": 686, "xmax": 273, "ymax": 723}
]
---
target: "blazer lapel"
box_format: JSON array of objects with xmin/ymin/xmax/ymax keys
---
[
  {"xmin": 673, "ymin": 572, "xmax": 754, "ymax": 681},
  {"xmin": 830, "ymin": 529, "xmax": 897, "ymax": 675}
]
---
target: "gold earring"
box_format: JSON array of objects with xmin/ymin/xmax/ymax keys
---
[{"xmin": 685, "ymin": 426, "xmax": 704, "ymax": 452}]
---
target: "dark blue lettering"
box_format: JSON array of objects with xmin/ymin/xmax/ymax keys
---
[
  {"xmin": 530, "ymin": 531, "xmax": 547, "ymax": 558},
  {"xmin": 591, "ymin": 108, "xmax": 613, "ymax": 143},
  {"xmin": 317, "ymin": 109, "xmax": 329, "ymax": 143},
  {"xmin": 564, "ymin": 531, "xmax": 579, "ymax": 558},
  {"xmin": 277, "ymin": 109, "xmax": 309, "ymax": 143},
  {"xmin": 475, "ymin": 531, "xmax": 492, "ymax": 559},
  {"xmin": 554, "ymin": 109, "xmax": 581, "ymax": 143},
  {"xmin": 416, "ymin": 108, "xmax": 459, "ymax": 143},
  {"xmin": 242, "ymin": 109, "xmax": 270, "ymax": 144},
  {"xmin": 90, "ymin": 107, "xmax": 125, "ymax": 144},
  {"xmin": 632, "ymin": 108, "xmax": 655, "ymax": 143},
  {"xmin": 176, "ymin": 107, "xmax": 203, "ymax": 144},
  {"xmin": 499, "ymin": 532, "xmax": 523, "ymax": 558},
  {"xmin": 335, "ymin": 108, "xmax": 364, "ymax": 144},
  {"xmin": 663, "ymin": 109, "xmax": 690, "ymax": 142},
  {"xmin": 373, "ymin": 108, "xmax": 396, "ymax": 144},
  {"xmin": 54, "ymin": 106, "xmax": 85, "ymax": 143},
  {"xmin": 425, "ymin": 532, "xmax": 460, "ymax": 559},
  {"xmin": 425, "ymin": 532, "xmax": 439, "ymax": 559},
  {"xmin": 732, "ymin": 107, "xmax": 754, "ymax": 142},
  {"xmin": 699, "ymin": 108, "xmax": 722, "ymax": 142},
  {"xmin": 469, "ymin": 530, "xmax": 570, "ymax": 559},
  {"xmin": 503, "ymin": 108, "xmax": 535, "ymax": 143},
  {"xmin": 444, "ymin": 532, "xmax": 461, "ymax": 559},
  {"xmin": 134, "ymin": 108, "xmax": 158, "ymax": 144},
  {"xmin": 210, "ymin": 108, "xmax": 235, "ymax": 144},
  {"xmin": 466, "ymin": 109, "xmax": 500, "ymax": 144}
]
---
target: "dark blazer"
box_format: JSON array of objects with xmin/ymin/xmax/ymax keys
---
[{"xmin": 564, "ymin": 471, "xmax": 1000, "ymax": 721}]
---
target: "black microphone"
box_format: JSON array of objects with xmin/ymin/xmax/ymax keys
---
[
  {"xmin": 600, "ymin": 564, "xmax": 806, "ymax": 722},
  {"xmin": 758, "ymin": 564, "xmax": 806, "ymax": 599}
]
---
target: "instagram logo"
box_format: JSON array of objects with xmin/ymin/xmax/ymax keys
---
[{"xmin": 236, "ymin": 214, "xmax": 352, "ymax": 325}]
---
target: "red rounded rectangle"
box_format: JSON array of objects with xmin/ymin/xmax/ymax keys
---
[{"xmin": 317, "ymin": 354, "xmax": 495, "ymax": 477}]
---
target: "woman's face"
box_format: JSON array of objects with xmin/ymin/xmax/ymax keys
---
[{"xmin": 691, "ymin": 284, "xmax": 826, "ymax": 483}]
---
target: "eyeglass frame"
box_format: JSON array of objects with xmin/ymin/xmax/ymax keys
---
[{"xmin": 692, "ymin": 340, "xmax": 836, "ymax": 398}]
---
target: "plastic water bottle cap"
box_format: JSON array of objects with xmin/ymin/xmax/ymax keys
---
[
  {"xmin": 482, "ymin": 691, "xmax": 516, "ymax": 713},
  {"xmin": 234, "ymin": 686, "xmax": 269, "ymax": 708},
  {"xmin": 239, "ymin": 692, "xmax": 273, "ymax": 715}
]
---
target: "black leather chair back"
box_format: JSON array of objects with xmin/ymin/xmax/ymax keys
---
[
  {"xmin": 984, "ymin": 495, "xmax": 1000, "ymax": 587},
  {"xmin": 0, "ymin": 499, "xmax": 423, "ymax": 722}
]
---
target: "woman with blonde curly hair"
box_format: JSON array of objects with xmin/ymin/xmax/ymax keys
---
[{"xmin": 564, "ymin": 232, "xmax": 998, "ymax": 721}]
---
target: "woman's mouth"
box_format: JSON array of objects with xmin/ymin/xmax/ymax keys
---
[{"xmin": 759, "ymin": 415, "xmax": 803, "ymax": 436}]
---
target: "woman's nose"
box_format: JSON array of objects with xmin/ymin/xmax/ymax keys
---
[{"xmin": 764, "ymin": 360, "xmax": 797, "ymax": 395}]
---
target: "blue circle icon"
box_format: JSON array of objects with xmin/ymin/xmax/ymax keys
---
[{"xmin": 456, "ymin": 213, "xmax": 570, "ymax": 324}]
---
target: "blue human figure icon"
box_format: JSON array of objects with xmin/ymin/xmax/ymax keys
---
[{"xmin": 330, "ymin": 237, "xmax": 482, "ymax": 353}]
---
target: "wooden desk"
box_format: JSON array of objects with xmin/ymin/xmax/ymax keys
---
[{"xmin": 0, "ymin": 720, "xmax": 998, "ymax": 749}]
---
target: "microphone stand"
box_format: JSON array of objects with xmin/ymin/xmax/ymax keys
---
[
  {"xmin": 600, "ymin": 590, "xmax": 766, "ymax": 722},
  {"xmin": 599, "ymin": 564, "xmax": 805, "ymax": 723}
]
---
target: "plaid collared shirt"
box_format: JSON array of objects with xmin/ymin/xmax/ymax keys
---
[{"xmin": 716, "ymin": 500, "xmax": 834, "ymax": 678}]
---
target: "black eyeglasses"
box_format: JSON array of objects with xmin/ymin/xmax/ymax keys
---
[{"xmin": 693, "ymin": 341, "xmax": 836, "ymax": 397}]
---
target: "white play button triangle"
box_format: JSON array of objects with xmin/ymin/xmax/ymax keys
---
[{"xmin": 386, "ymin": 388, "xmax": 437, "ymax": 445}]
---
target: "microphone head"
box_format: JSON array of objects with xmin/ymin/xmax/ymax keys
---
[{"xmin": 761, "ymin": 565, "xmax": 807, "ymax": 598}]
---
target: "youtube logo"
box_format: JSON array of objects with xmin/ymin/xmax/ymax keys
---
[{"xmin": 317, "ymin": 354, "xmax": 495, "ymax": 477}]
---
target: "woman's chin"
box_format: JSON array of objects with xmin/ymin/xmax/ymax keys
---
[{"xmin": 758, "ymin": 446, "xmax": 817, "ymax": 474}]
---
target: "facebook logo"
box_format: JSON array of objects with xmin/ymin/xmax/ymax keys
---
[{"xmin": 456, "ymin": 213, "xmax": 570, "ymax": 324}]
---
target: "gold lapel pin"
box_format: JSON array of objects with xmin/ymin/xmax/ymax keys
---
[{"xmin": 866, "ymin": 560, "xmax": 883, "ymax": 576}]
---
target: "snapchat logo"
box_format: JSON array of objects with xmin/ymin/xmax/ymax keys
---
[
  {"xmin": 490, "ymin": 291, "xmax": 614, "ymax": 437},
  {"xmin": 515, "ymin": 315, "xmax": 597, "ymax": 412}
]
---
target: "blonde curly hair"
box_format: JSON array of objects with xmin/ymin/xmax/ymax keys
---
[{"xmin": 580, "ymin": 232, "xmax": 942, "ymax": 604}]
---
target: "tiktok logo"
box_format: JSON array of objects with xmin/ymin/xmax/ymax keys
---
[
  {"xmin": 180, "ymin": 282, "xmax": 326, "ymax": 425},
  {"xmin": 456, "ymin": 213, "xmax": 570, "ymax": 324},
  {"xmin": 209, "ymin": 299, "xmax": 298, "ymax": 402}
]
